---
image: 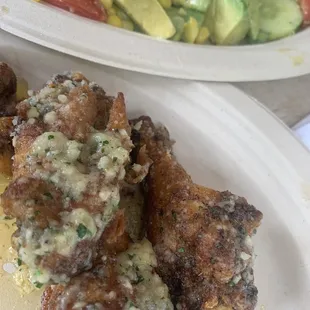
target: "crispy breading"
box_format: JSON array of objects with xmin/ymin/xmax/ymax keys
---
[
  {"xmin": 1, "ymin": 72, "xmax": 134, "ymax": 285},
  {"xmin": 0, "ymin": 116, "xmax": 14, "ymax": 176},
  {"xmin": 107, "ymin": 92, "xmax": 131, "ymax": 136},
  {"xmin": 133, "ymin": 116, "xmax": 263, "ymax": 310},
  {"xmin": 0, "ymin": 62, "xmax": 17, "ymax": 116}
]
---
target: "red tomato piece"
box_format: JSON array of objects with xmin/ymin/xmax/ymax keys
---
[
  {"xmin": 44, "ymin": 0, "xmax": 107, "ymax": 21},
  {"xmin": 300, "ymin": 0, "xmax": 310, "ymax": 25}
]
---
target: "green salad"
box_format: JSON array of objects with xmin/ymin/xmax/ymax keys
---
[{"xmin": 42, "ymin": 0, "xmax": 309, "ymax": 45}]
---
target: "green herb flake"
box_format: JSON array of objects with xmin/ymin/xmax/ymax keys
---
[
  {"xmin": 35, "ymin": 269, "xmax": 42, "ymax": 276},
  {"xmin": 128, "ymin": 253, "xmax": 135, "ymax": 260},
  {"xmin": 102, "ymin": 140, "xmax": 109, "ymax": 145},
  {"xmin": 43, "ymin": 192, "xmax": 53, "ymax": 200},
  {"xmin": 178, "ymin": 247, "xmax": 185, "ymax": 253},
  {"xmin": 34, "ymin": 210, "xmax": 40, "ymax": 217},
  {"xmin": 210, "ymin": 257, "xmax": 216, "ymax": 264},
  {"xmin": 133, "ymin": 274, "xmax": 144, "ymax": 284},
  {"xmin": 229, "ymin": 280, "xmax": 235, "ymax": 287},
  {"xmin": 48, "ymin": 135, "xmax": 54, "ymax": 140},
  {"xmin": 101, "ymin": 147, "xmax": 105, "ymax": 153},
  {"xmin": 171, "ymin": 210, "xmax": 177, "ymax": 221},
  {"xmin": 34, "ymin": 282, "xmax": 43, "ymax": 289},
  {"xmin": 17, "ymin": 258, "xmax": 22, "ymax": 266},
  {"xmin": 113, "ymin": 157, "xmax": 117, "ymax": 163},
  {"xmin": 77, "ymin": 223, "xmax": 91, "ymax": 239},
  {"xmin": 4, "ymin": 216, "xmax": 12, "ymax": 220}
]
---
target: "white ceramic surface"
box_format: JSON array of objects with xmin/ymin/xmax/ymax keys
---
[
  {"xmin": 1, "ymin": 31, "xmax": 310, "ymax": 310},
  {"xmin": 1, "ymin": 0, "xmax": 310, "ymax": 82}
]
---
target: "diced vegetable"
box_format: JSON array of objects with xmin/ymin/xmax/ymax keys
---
[
  {"xmin": 107, "ymin": 14, "xmax": 123, "ymax": 27},
  {"xmin": 172, "ymin": 0, "xmax": 211, "ymax": 12},
  {"xmin": 115, "ymin": 0, "xmax": 175, "ymax": 39},
  {"xmin": 300, "ymin": 0, "xmax": 310, "ymax": 25},
  {"xmin": 248, "ymin": 0, "xmax": 303, "ymax": 43},
  {"xmin": 182, "ymin": 16, "xmax": 199, "ymax": 43},
  {"xmin": 195, "ymin": 26, "xmax": 209, "ymax": 44},
  {"xmin": 205, "ymin": 0, "xmax": 250, "ymax": 45},
  {"xmin": 44, "ymin": 0, "xmax": 107, "ymax": 21}
]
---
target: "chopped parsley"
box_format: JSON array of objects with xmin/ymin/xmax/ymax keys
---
[
  {"xmin": 171, "ymin": 210, "xmax": 177, "ymax": 221},
  {"xmin": 17, "ymin": 258, "xmax": 22, "ymax": 266},
  {"xmin": 102, "ymin": 140, "xmax": 109, "ymax": 145},
  {"xmin": 101, "ymin": 147, "xmax": 105, "ymax": 153},
  {"xmin": 34, "ymin": 282, "xmax": 43, "ymax": 289},
  {"xmin": 128, "ymin": 253, "xmax": 135, "ymax": 260},
  {"xmin": 133, "ymin": 274, "xmax": 144, "ymax": 284},
  {"xmin": 178, "ymin": 247, "xmax": 185, "ymax": 253},
  {"xmin": 34, "ymin": 210, "xmax": 40, "ymax": 216},
  {"xmin": 4, "ymin": 216, "xmax": 12, "ymax": 220},
  {"xmin": 48, "ymin": 135, "xmax": 54, "ymax": 140},
  {"xmin": 43, "ymin": 192, "xmax": 53, "ymax": 200},
  {"xmin": 77, "ymin": 223, "xmax": 91, "ymax": 239}
]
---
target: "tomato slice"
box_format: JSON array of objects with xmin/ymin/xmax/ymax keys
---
[
  {"xmin": 44, "ymin": 0, "xmax": 107, "ymax": 21},
  {"xmin": 300, "ymin": 0, "xmax": 310, "ymax": 25}
]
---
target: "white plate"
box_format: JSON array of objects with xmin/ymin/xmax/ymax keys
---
[
  {"xmin": 1, "ymin": 31, "xmax": 310, "ymax": 310},
  {"xmin": 1, "ymin": 0, "xmax": 310, "ymax": 82}
]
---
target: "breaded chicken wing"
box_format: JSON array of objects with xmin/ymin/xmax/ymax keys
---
[
  {"xmin": 1, "ymin": 72, "xmax": 134, "ymax": 285},
  {"xmin": 41, "ymin": 239, "xmax": 173, "ymax": 310},
  {"xmin": 132, "ymin": 116, "xmax": 263, "ymax": 310}
]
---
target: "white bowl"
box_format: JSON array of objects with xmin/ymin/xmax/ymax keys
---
[
  {"xmin": 1, "ymin": 31, "xmax": 310, "ymax": 309},
  {"xmin": 1, "ymin": 0, "xmax": 310, "ymax": 82}
]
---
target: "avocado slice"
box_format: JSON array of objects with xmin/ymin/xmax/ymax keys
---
[
  {"xmin": 205, "ymin": 0, "xmax": 250, "ymax": 45},
  {"xmin": 172, "ymin": 0, "xmax": 211, "ymax": 13},
  {"xmin": 115, "ymin": 0, "xmax": 175, "ymax": 39}
]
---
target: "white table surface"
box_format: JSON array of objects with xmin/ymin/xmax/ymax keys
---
[{"xmin": 235, "ymin": 75, "xmax": 310, "ymax": 128}]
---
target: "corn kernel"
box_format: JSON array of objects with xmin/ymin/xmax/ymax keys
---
[
  {"xmin": 195, "ymin": 27, "xmax": 210, "ymax": 44},
  {"xmin": 182, "ymin": 17, "xmax": 199, "ymax": 44},
  {"xmin": 100, "ymin": 0, "xmax": 113, "ymax": 10},
  {"xmin": 107, "ymin": 15, "xmax": 123, "ymax": 28}
]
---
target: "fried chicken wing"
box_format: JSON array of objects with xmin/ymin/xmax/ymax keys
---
[
  {"xmin": 41, "ymin": 239, "xmax": 173, "ymax": 310},
  {"xmin": 133, "ymin": 116, "xmax": 263, "ymax": 310},
  {"xmin": 1, "ymin": 72, "xmax": 134, "ymax": 285}
]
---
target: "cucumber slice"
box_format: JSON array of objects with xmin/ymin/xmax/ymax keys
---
[
  {"xmin": 172, "ymin": 0, "xmax": 211, "ymax": 13},
  {"xmin": 249, "ymin": 0, "xmax": 303, "ymax": 43},
  {"xmin": 205, "ymin": 0, "xmax": 249, "ymax": 45},
  {"xmin": 114, "ymin": 0, "xmax": 175, "ymax": 39}
]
